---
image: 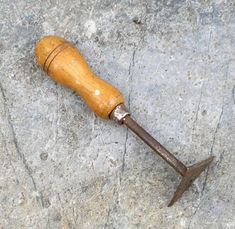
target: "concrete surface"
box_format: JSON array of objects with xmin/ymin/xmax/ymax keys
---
[{"xmin": 0, "ymin": 0, "xmax": 234, "ymax": 228}]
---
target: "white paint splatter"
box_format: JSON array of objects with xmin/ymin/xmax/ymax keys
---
[
  {"xmin": 84, "ymin": 20, "xmax": 97, "ymax": 38},
  {"xmin": 94, "ymin": 89, "xmax": 100, "ymax": 96}
]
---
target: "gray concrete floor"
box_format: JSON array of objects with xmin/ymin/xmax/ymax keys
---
[{"xmin": 0, "ymin": 0, "xmax": 235, "ymax": 228}]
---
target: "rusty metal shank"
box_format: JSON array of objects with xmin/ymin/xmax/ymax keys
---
[
  {"xmin": 123, "ymin": 116, "xmax": 215, "ymax": 206},
  {"xmin": 122, "ymin": 115, "xmax": 187, "ymax": 176},
  {"xmin": 110, "ymin": 104, "xmax": 214, "ymax": 206}
]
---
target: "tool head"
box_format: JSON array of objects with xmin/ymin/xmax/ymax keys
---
[{"xmin": 168, "ymin": 156, "xmax": 214, "ymax": 206}]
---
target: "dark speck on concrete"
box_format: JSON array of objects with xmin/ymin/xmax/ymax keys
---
[
  {"xmin": 132, "ymin": 17, "xmax": 142, "ymax": 25},
  {"xmin": 40, "ymin": 153, "xmax": 48, "ymax": 161}
]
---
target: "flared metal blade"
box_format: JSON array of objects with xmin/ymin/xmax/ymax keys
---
[{"xmin": 168, "ymin": 156, "xmax": 215, "ymax": 207}]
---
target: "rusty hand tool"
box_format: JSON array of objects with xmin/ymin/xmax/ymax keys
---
[{"xmin": 35, "ymin": 36, "xmax": 214, "ymax": 206}]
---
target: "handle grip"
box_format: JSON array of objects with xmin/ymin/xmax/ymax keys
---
[{"xmin": 35, "ymin": 36, "xmax": 124, "ymax": 119}]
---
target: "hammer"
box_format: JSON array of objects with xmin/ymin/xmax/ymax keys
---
[{"xmin": 35, "ymin": 36, "xmax": 214, "ymax": 206}]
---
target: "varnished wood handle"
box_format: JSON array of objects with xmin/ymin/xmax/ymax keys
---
[{"xmin": 35, "ymin": 36, "xmax": 124, "ymax": 119}]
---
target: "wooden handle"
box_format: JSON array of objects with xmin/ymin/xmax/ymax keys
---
[{"xmin": 35, "ymin": 36, "xmax": 124, "ymax": 119}]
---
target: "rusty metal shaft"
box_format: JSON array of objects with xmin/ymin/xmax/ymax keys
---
[
  {"xmin": 123, "ymin": 115, "xmax": 187, "ymax": 176},
  {"xmin": 110, "ymin": 104, "xmax": 214, "ymax": 206}
]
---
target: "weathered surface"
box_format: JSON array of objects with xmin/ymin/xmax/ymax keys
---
[{"xmin": 0, "ymin": 0, "xmax": 234, "ymax": 228}]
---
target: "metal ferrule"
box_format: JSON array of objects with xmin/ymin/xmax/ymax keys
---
[{"xmin": 110, "ymin": 104, "xmax": 130, "ymax": 124}]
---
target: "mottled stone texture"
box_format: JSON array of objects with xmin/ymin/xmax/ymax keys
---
[{"xmin": 0, "ymin": 0, "xmax": 234, "ymax": 228}]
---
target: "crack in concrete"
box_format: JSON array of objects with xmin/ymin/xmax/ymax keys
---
[
  {"xmin": 201, "ymin": 105, "xmax": 224, "ymax": 193},
  {"xmin": 104, "ymin": 187, "xmax": 117, "ymax": 229},
  {"xmin": 121, "ymin": 49, "xmax": 136, "ymax": 177},
  {"xmin": 0, "ymin": 82, "xmax": 44, "ymax": 208},
  {"xmin": 188, "ymin": 26, "xmax": 218, "ymax": 229},
  {"xmin": 188, "ymin": 105, "xmax": 224, "ymax": 229},
  {"xmin": 104, "ymin": 48, "xmax": 137, "ymax": 228}
]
